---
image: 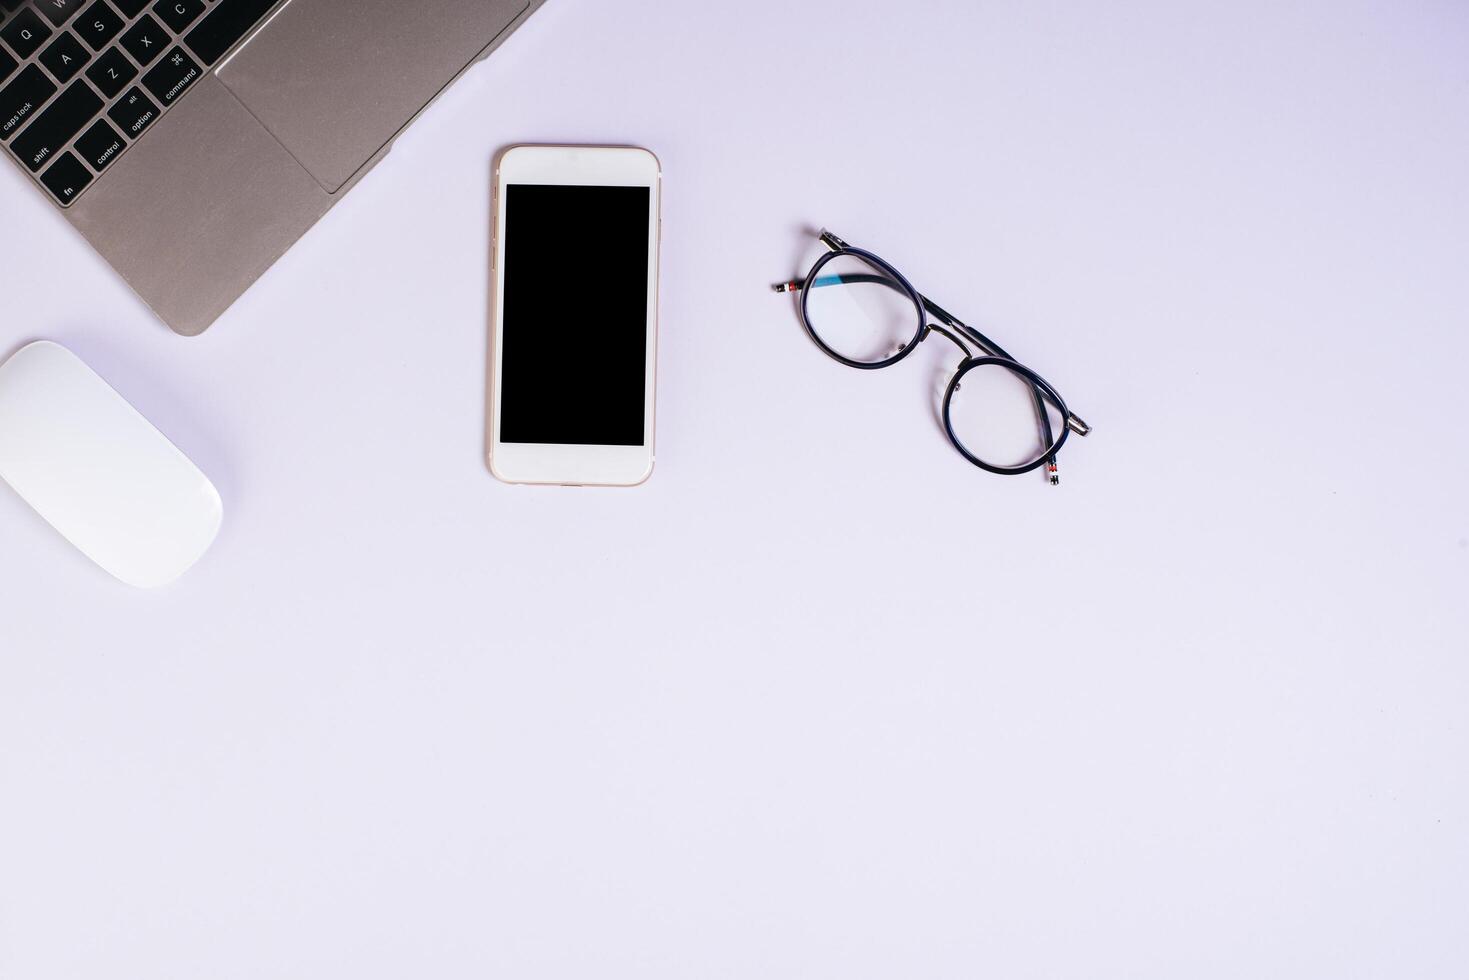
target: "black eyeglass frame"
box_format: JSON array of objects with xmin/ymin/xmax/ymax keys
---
[{"xmin": 775, "ymin": 230, "xmax": 1091, "ymax": 483}]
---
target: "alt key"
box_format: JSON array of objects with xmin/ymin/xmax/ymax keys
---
[{"xmin": 40, "ymin": 151, "xmax": 93, "ymax": 205}]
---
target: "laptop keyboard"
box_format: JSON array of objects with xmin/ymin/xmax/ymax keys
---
[{"xmin": 0, "ymin": 0, "xmax": 278, "ymax": 206}]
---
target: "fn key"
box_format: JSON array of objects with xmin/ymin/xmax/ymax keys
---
[
  {"xmin": 40, "ymin": 151, "xmax": 93, "ymax": 205},
  {"xmin": 142, "ymin": 47, "xmax": 202, "ymax": 106}
]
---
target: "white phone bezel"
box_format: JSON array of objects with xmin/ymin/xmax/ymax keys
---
[{"xmin": 488, "ymin": 145, "xmax": 661, "ymax": 487}]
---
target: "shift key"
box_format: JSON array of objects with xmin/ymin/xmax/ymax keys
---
[
  {"xmin": 142, "ymin": 47, "xmax": 203, "ymax": 106},
  {"xmin": 11, "ymin": 80, "xmax": 102, "ymax": 173}
]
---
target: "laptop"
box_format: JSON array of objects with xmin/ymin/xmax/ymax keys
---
[{"xmin": 0, "ymin": 0, "xmax": 548, "ymax": 335}]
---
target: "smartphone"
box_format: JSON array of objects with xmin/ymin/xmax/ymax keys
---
[{"xmin": 488, "ymin": 145, "xmax": 662, "ymax": 486}]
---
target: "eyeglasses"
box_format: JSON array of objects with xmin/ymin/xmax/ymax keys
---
[{"xmin": 773, "ymin": 229, "xmax": 1092, "ymax": 485}]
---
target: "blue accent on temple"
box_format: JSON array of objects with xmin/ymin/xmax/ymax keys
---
[{"xmin": 811, "ymin": 275, "xmax": 844, "ymax": 288}]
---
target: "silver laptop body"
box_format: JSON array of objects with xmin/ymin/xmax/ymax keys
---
[{"xmin": 0, "ymin": 0, "xmax": 547, "ymax": 335}]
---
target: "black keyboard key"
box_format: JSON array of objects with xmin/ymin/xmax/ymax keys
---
[
  {"xmin": 74, "ymin": 115, "xmax": 123, "ymax": 170},
  {"xmin": 106, "ymin": 85, "xmax": 156, "ymax": 137},
  {"xmin": 141, "ymin": 45, "xmax": 198, "ymax": 105},
  {"xmin": 152, "ymin": 0, "xmax": 202, "ymax": 33},
  {"xmin": 39, "ymin": 30, "xmax": 89, "ymax": 83},
  {"xmin": 36, "ymin": 0, "xmax": 86, "ymax": 29},
  {"xmin": 75, "ymin": 0, "xmax": 124, "ymax": 52},
  {"xmin": 112, "ymin": 0, "xmax": 148, "ymax": 16},
  {"xmin": 39, "ymin": 148, "xmax": 91, "ymax": 203},
  {"xmin": 119, "ymin": 12, "xmax": 164, "ymax": 64},
  {"xmin": 11, "ymin": 78, "xmax": 101, "ymax": 171},
  {"xmin": 0, "ymin": 45, "xmax": 16, "ymax": 84},
  {"xmin": 1, "ymin": 7, "xmax": 52, "ymax": 59},
  {"xmin": 184, "ymin": 0, "xmax": 275, "ymax": 66},
  {"xmin": 0, "ymin": 63, "xmax": 56, "ymax": 141},
  {"xmin": 84, "ymin": 44, "xmax": 134, "ymax": 96}
]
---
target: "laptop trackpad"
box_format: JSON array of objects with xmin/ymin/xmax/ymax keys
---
[{"xmin": 217, "ymin": 0, "xmax": 529, "ymax": 193}]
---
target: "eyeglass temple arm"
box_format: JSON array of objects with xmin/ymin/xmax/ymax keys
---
[{"xmin": 770, "ymin": 230, "xmax": 853, "ymax": 293}]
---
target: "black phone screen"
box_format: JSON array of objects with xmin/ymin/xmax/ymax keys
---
[{"xmin": 498, "ymin": 184, "xmax": 651, "ymax": 446}]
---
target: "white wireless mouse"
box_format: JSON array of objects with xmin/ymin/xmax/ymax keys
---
[{"xmin": 0, "ymin": 341, "xmax": 222, "ymax": 588}]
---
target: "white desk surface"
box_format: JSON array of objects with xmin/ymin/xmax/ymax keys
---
[{"xmin": 2, "ymin": 1, "xmax": 1467, "ymax": 976}]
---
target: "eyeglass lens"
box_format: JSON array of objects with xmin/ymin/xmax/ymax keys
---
[
  {"xmin": 947, "ymin": 362, "xmax": 1064, "ymax": 468},
  {"xmin": 802, "ymin": 254, "xmax": 921, "ymax": 365}
]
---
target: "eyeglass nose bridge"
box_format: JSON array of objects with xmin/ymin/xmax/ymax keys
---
[{"xmin": 925, "ymin": 322, "xmax": 974, "ymax": 358}]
